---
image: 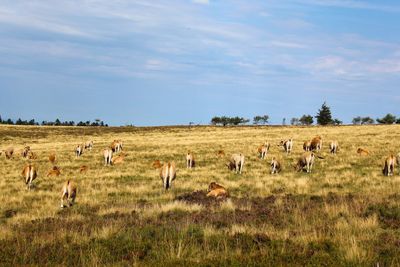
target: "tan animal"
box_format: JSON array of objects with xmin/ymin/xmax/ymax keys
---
[
  {"xmin": 382, "ymin": 155, "xmax": 396, "ymax": 176},
  {"xmin": 112, "ymin": 154, "xmax": 125, "ymax": 165},
  {"xmin": 357, "ymin": 148, "xmax": 369, "ymax": 156},
  {"xmin": 160, "ymin": 162, "xmax": 176, "ymax": 190},
  {"xmin": 61, "ymin": 180, "xmax": 77, "ymax": 208},
  {"xmin": 206, "ymin": 182, "xmax": 229, "ymax": 198},
  {"xmin": 152, "ymin": 160, "xmax": 162, "ymax": 169},
  {"xmin": 80, "ymin": 165, "xmax": 89, "ymax": 173},
  {"xmin": 84, "ymin": 140, "xmax": 94, "ymax": 151},
  {"xmin": 303, "ymin": 141, "xmax": 311, "ymax": 152},
  {"xmin": 0, "ymin": 150, "xmax": 2, "ymax": 156},
  {"xmin": 21, "ymin": 146, "xmax": 31, "ymax": 158},
  {"xmin": 47, "ymin": 166, "xmax": 61, "ymax": 177},
  {"xmin": 49, "ymin": 153, "xmax": 56, "ymax": 164},
  {"xmin": 5, "ymin": 147, "xmax": 14, "ymax": 159},
  {"xmin": 28, "ymin": 151, "xmax": 37, "ymax": 160},
  {"xmin": 295, "ymin": 152, "xmax": 323, "ymax": 173},
  {"xmin": 310, "ymin": 136, "xmax": 323, "ymax": 152},
  {"xmin": 21, "ymin": 164, "xmax": 37, "ymax": 190},
  {"xmin": 270, "ymin": 157, "xmax": 281, "ymax": 174},
  {"xmin": 75, "ymin": 144, "xmax": 83, "ymax": 157},
  {"xmin": 329, "ymin": 141, "xmax": 339, "ymax": 154},
  {"xmin": 216, "ymin": 150, "xmax": 225, "ymax": 158},
  {"xmin": 103, "ymin": 148, "xmax": 113, "ymax": 166},
  {"xmin": 279, "ymin": 139, "xmax": 293, "ymax": 154},
  {"xmin": 186, "ymin": 152, "xmax": 195, "ymax": 168},
  {"xmin": 110, "ymin": 140, "xmax": 123, "ymax": 153},
  {"xmin": 258, "ymin": 142, "xmax": 270, "ymax": 159},
  {"xmin": 226, "ymin": 153, "xmax": 245, "ymax": 174}
]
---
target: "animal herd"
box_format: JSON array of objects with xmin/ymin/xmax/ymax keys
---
[{"xmin": 1, "ymin": 135, "xmax": 400, "ymax": 208}]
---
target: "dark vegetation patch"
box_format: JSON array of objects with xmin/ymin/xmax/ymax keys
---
[
  {"xmin": 174, "ymin": 190, "xmax": 228, "ymax": 207},
  {"xmin": 365, "ymin": 203, "xmax": 400, "ymax": 229}
]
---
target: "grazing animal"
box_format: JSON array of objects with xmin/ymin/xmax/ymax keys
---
[
  {"xmin": 75, "ymin": 144, "xmax": 83, "ymax": 157},
  {"xmin": 270, "ymin": 157, "xmax": 281, "ymax": 174},
  {"xmin": 103, "ymin": 149, "xmax": 113, "ymax": 166},
  {"xmin": 207, "ymin": 182, "xmax": 229, "ymax": 198},
  {"xmin": 160, "ymin": 162, "xmax": 176, "ymax": 190},
  {"xmin": 310, "ymin": 136, "xmax": 323, "ymax": 152},
  {"xmin": 226, "ymin": 153, "xmax": 245, "ymax": 174},
  {"xmin": 111, "ymin": 140, "xmax": 123, "ymax": 153},
  {"xmin": 21, "ymin": 146, "xmax": 31, "ymax": 158},
  {"xmin": 382, "ymin": 155, "xmax": 396, "ymax": 176},
  {"xmin": 216, "ymin": 150, "xmax": 225, "ymax": 158},
  {"xmin": 47, "ymin": 166, "xmax": 61, "ymax": 177},
  {"xmin": 303, "ymin": 141, "xmax": 311, "ymax": 152},
  {"xmin": 5, "ymin": 147, "xmax": 14, "ymax": 159},
  {"xmin": 258, "ymin": 142, "xmax": 270, "ymax": 159},
  {"xmin": 84, "ymin": 140, "xmax": 94, "ymax": 151},
  {"xmin": 49, "ymin": 153, "xmax": 56, "ymax": 164},
  {"xmin": 357, "ymin": 148, "xmax": 369, "ymax": 156},
  {"xmin": 295, "ymin": 152, "xmax": 323, "ymax": 173},
  {"xmin": 329, "ymin": 141, "xmax": 339, "ymax": 154},
  {"xmin": 186, "ymin": 152, "xmax": 195, "ymax": 168},
  {"xmin": 0, "ymin": 150, "xmax": 2, "ymax": 156},
  {"xmin": 112, "ymin": 154, "xmax": 125, "ymax": 165},
  {"xmin": 79, "ymin": 165, "xmax": 89, "ymax": 173},
  {"xmin": 152, "ymin": 160, "xmax": 162, "ymax": 169},
  {"xmin": 61, "ymin": 180, "xmax": 77, "ymax": 208},
  {"xmin": 280, "ymin": 139, "xmax": 293, "ymax": 154},
  {"xmin": 22, "ymin": 164, "xmax": 37, "ymax": 190}
]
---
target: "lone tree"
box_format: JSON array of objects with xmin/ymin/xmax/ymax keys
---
[
  {"xmin": 299, "ymin": 114, "xmax": 314, "ymax": 126},
  {"xmin": 253, "ymin": 115, "xmax": 269, "ymax": 125},
  {"xmin": 316, "ymin": 102, "xmax": 333, "ymax": 125},
  {"xmin": 377, "ymin": 114, "xmax": 396, "ymax": 124}
]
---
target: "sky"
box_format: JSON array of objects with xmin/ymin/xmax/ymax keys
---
[{"xmin": 0, "ymin": 0, "xmax": 399, "ymax": 126}]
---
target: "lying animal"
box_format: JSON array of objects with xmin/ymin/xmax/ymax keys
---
[
  {"xmin": 47, "ymin": 166, "xmax": 61, "ymax": 177},
  {"xmin": 79, "ymin": 165, "xmax": 89, "ymax": 173},
  {"xmin": 207, "ymin": 182, "xmax": 229, "ymax": 198},
  {"xmin": 112, "ymin": 154, "xmax": 125, "ymax": 165},
  {"xmin": 357, "ymin": 148, "xmax": 369, "ymax": 156},
  {"xmin": 152, "ymin": 160, "xmax": 162, "ymax": 169}
]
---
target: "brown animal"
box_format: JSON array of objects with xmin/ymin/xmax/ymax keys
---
[
  {"xmin": 21, "ymin": 164, "xmax": 37, "ymax": 190},
  {"xmin": 329, "ymin": 141, "xmax": 339, "ymax": 154},
  {"xmin": 112, "ymin": 154, "xmax": 125, "ymax": 165},
  {"xmin": 310, "ymin": 136, "xmax": 322, "ymax": 152},
  {"xmin": 382, "ymin": 155, "xmax": 396, "ymax": 176},
  {"xmin": 47, "ymin": 166, "xmax": 61, "ymax": 177},
  {"xmin": 79, "ymin": 165, "xmax": 89, "ymax": 173},
  {"xmin": 152, "ymin": 160, "xmax": 162, "ymax": 169},
  {"xmin": 226, "ymin": 153, "xmax": 245, "ymax": 174},
  {"xmin": 5, "ymin": 147, "xmax": 14, "ymax": 159},
  {"xmin": 270, "ymin": 157, "xmax": 281, "ymax": 174},
  {"xmin": 103, "ymin": 148, "xmax": 113, "ymax": 166},
  {"xmin": 295, "ymin": 152, "xmax": 323, "ymax": 173},
  {"xmin": 303, "ymin": 141, "xmax": 311, "ymax": 152},
  {"xmin": 279, "ymin": 139, "xmax": 293, "ymax": 154},
  {"xmin": 258, "ymin": 142, "xmax": 270, "ymax": 159},
  {"xmin": 61, "ymin": 180, "xmax": 77, "ymax": 208},
  {"xmin": 49, "ymin": 153, "xmax": 56, "ymax": 164},
  {"xmin": 84, "ymin": 140, "xmax": 94, "ymax": 151},
  {"xmin": 75, "ymin": 144, "xmax": 83, "ymax": 157},
  {"xmin": 186, "ymin": 152, "xmax": 195, "ymax": 168},
  {"xmin": 110, "ymin": 140, "xmax": 123, "ymax": 153},
  {"xmin": 207, "ymin": 182, "xmax": 229, "ymax": 198},
  {"xmin": 216, "ymin": 150, "xmax": 225, "ymax": 158},
  {"xmin": 28, "ymin": 151, "xmax": 37, "ymax": 160},
  {"xmin": 160, "ymin": 162, "xmax": 176, "ymax": 190},
  {"xmin": 21, "ymin": 146, "xmax": 31, "ymax": 158},
  {"xmin": 357, "ymin": 148, "xmax": 369, "ymax": 156}
]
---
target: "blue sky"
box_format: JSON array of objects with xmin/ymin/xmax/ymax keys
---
[{"xmin": 0, "ymin": 0, "xmax": 399, "ymax": 126}]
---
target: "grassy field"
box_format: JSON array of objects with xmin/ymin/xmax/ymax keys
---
[{"xmin": 0, "ymin": 124, "xmax": 399, "ymax": 266}]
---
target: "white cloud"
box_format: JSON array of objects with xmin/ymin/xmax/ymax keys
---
[{"xmin": 193, "ymin": 0, "xmax": 209, "ymax": 5}]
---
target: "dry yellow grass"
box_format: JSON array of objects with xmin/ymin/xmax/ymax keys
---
[{"xmin": 0, "ymin": 124, "xmax": 399, "ymax": 266}]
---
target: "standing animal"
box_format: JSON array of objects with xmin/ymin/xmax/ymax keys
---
[
  {"xmin": 279, "ymin": 139, "xmax": 293, "ymax": 154},
  {"xmin": 111, "ymin": 140, "xmax": 123, "ymax": 153},
  {"xmin": 160, "ymin": 162, "xmax": 176, "ymax": 190},
  {"xmin": 103, "ymin": 148, "xmax": 113, "ymax": 166},
  {"xmin": 329, "ymin": 141, "xmax": 339, "ymax": 154},
  {"xmin": 226, "ymin": 153, "xmax": 245, "ymax": 174},
  {"xmin": 60, "ymin": 180, "xmax": 77, "ymax": 208},
  {"xmin": 21, "ymin": 146, "xmax": 31, "ymax": 158},
  {"xmin": 84, "ymin": 141, "xmax": 94, "ymax": 151},
  {"xmin": 49, "ymin": 153, "xmax": 56, "ymax": 164},
  {"xmin": 382, "ymin": 155, "xmax": 396, "ymax": 176},
  {"xmin": 207, "ymin": 182, "xmax": 229, "ymax": 198},
  {"xmin": 295, "ymin": 152, "xmax": 323, "ymax": 173},
  {"xmin": 47, "ymin": 166, "xmax": 61, "ymax": 177},
  {"xmin": 75, "ymin": 144, "xmax": 83, "ymax": 157},
  {"xmin": 258, "ymin": 142, "xmax": 270, "ymax": 159},
  {"xmin": 303, "ymin": 141, "xmax": 311, "ymax": 152},
  {"xmin": 270, "ymin": 157, "xmax": 281, "ymax": 174},
  {"xmin": 22, "ymin": 164, "xmax": 37, "ymax": 190},
  {"xmin": 186, "ymin": 152, "xmax": 195, "ymax": 168},
  {"xmin": 310, "ymin": 136, "xmax": 323, "ymax": 152},
  {"xmin": 5, "ymin": 147, "xmax": 14, "ymax": 159}
]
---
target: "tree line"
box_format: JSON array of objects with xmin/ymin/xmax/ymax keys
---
[
  {"xmin": 210, "ymin": 102, "xmax": 400, "ymax": 126},
  {"xmin": 0, "ymin": 116, "xmax": 108, "ymax": 127}
]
